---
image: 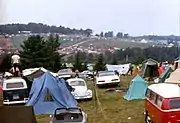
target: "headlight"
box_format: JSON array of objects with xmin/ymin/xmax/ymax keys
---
[
  {"xmin": 73, "ymin": 93, "xmax": 78, "ymax": 97},
  {"xmin": 86, "ymin": 91, "xmax": 91, "ymax": 96}
]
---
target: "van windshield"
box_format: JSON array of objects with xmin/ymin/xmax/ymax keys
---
[
  {"xmin": 169, "ymin": 99, "xmax": 180, "ymax": 109},
  {"xmin": 6, "ymin": 82, "xmax": 24, "ymax": 89}
]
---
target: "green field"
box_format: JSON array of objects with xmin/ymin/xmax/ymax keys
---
[
  {"xmin": 10, "ymin": 35, "xmax": 157, "ymax": 50},
  {"xmin": 36, "ymin": 76, "xmax": 145, "ymax": 123},
  {"xmin": 10, "ymin": 35, "xmax": 82, "ymax": 49},
  {"xmin": 79, "ymin": 39, "xmax": 156, "ymax": 49}
]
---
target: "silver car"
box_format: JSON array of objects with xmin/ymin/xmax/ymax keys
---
[{"xmin": 51, "ymin": 108, "xmax": 87, "ymax": 123}]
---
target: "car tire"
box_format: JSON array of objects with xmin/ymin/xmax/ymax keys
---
[
  {"xmin": 88, "ymin": 98, "xmax": 93, "ymax": 101},
  {"xmin": 96, "ymin": 84, "xmax": 100, "ymax": 88},
  {"xmin": 145, "ymin": 111, "xmax": 153, "ymax": 123}
]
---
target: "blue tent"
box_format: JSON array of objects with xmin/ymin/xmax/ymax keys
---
[
  {"xmin": 123, "ymin": 75, "xmax": 148, "ymax": 101},
  {"xmin": 26, "ymin": 72, "xmax": 78, "ymax": 115}
]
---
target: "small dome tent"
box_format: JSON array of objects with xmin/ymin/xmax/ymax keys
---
[
  {"xmin": 123, "ymin": 75, "xmax": 148, "ymax": 101},
  {"xmin": 140, "ymin": 58, "xmax": 159, "ymax": 79}
]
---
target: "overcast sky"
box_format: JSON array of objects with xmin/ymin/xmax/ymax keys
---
[{"xmin": 2, "ymin": 0, "xmax": 180, "ymax": 36}]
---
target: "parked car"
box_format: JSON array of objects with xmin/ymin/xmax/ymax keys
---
[
  {"xmin": 81, "ymin": 71, "xmax": 94, "ymax": 79},
  {"xmin": 51, "ymin": 107, "xmax": 87, "ymax": 123},
  {"xmin": 145, "ymin": 83, "xmax": 180, "ymax": 123},
  {"xmin": 2, "ymin": 77, "xmax": 29, "ymax": 105},
  {"xmin": 95, "ymin": 71, "xmax": 120, "ymax": 87},
  {"xmin": 67, "ymin": 78, "xmax": 92, "ymax": 100}
]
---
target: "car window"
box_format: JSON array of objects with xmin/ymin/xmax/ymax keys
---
[
  {"xmin": 149, "ymin": 91, "xmax": 156, "ymax": 102},
  {"xmin": 169, "ymin": 99, "xmax": 180, "ymax": 109},
  {"xmin": 6, "ymin": 82, "xmax": 24, "ymax": 89},
  {"xmin": 98, "ymin": 72, "xmax": 115, "ymax": 77},
  {"xmin": 145, "ymin": 89, "xmax": 151, "ymax": 98},
  {"xmin": 70, "ymin": 81, "xmax": 85, "ymax": 86},
  {"xmin": 155, "ymin": 95, "xmax": 163, "ymax": 108}
]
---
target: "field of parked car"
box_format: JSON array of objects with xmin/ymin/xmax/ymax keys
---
[{"xmin": 36, "ymin": 76, "xmax": 145, "ymax": 123}]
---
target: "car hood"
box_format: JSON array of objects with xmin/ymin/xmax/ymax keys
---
[{"xmin": 72, "ymin": 86, "xmax": 87, "ymax": 96}]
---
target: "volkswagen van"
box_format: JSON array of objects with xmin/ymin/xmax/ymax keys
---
[
  {"xmin": 145, "ymin": 83, "xmax": 180, "ymax": 123},
  {"xmin": 3, "ymin": 77, "xmax": 29, "ymax": 105}
]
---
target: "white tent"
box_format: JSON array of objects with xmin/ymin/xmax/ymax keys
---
[
  {"xmin": 23, "ymin": 67, "xmax": 58, "ymax": 77},
  {"xmin": 165, "ymin": 68, "xmax": 180, "ymax": 84},
  {"xmin": 106, "ymin": 64, "xmax": 130, "ymax": 75}
]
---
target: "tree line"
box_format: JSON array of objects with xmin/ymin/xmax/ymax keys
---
[
  {"xmin": 95, "ymin": 31, "xmax": 180, "ymax": 41},
  {"xmin": 0, "ymin": 23, "xmax": 93, "ymax": 36},
  {"xmin": 0, "ymin": 35, "xmax": 180, "ymax": 72},
  {"xmin": 64, "ymin": 46, "xmax": 180, "ymax": 66},
  {"xmin": 1, "ymin": 22, "xmax": 180, "ymax": 42}
]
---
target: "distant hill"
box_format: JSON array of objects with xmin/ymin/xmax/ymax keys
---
[
  {"xmin": 0, "ymin": 23, "xmax": 92, "ymax": 36},
  {"xmin": 10, "ymin": 34, "xmax": 74, "ymax": 50},
  {"xmin": 79, "ymin": 39, "xmax": 157, "ymax": 49},
  {"xmin": 134, "ymin": 35, "xmax": 180, "ymax": 41}
]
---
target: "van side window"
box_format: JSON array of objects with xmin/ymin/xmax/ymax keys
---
[
  {"xmin": 155, "ymin": 95, "xmax": 163, "ymax": 108},
  {"xmin": 149, "ymin": 91, "xmax": 155, "ymax": 102},
  {"xmin": 146, "ymin": 89, "xmax": 150, "ymax": 98},
  {"xmin": 169, "ymin": 99, "xmax": 180, "ymax": 109}
]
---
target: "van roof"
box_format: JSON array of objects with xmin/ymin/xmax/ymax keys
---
[{"xmin": 148, "ymin": 83, "xmax": 180, "ymax": 98}]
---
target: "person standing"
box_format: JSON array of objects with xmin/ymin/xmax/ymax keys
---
[
  {"xmin": 158, "ymin": 63, "xmax": 164, "ymax": 75},
  {"xmin": 74, "ymin": 69, "xmax": 79, "ymax": 78},
  {"xmin": 10, "ymin": 51, "xmax": 22, "ymax": 76},
  {"xmin": 11, "ymin": 52, "xmax": 21, "ymax": 69}
]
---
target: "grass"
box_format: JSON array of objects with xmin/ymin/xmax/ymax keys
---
[{"xmin": 36, "ymin": 76, "xmax": 145, "ymax": 123}]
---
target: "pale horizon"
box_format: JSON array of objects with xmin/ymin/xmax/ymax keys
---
[{"xmin": 1, "ymin": 0, "xmax": 180, "ymax": 36}]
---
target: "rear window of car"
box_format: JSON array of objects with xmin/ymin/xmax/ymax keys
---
[
  {"xmin": 70, "ymin": 81, "xmax": 85, "ymax": 86},
  {"xmin": 169, "ymin": 99, "xmax": 180, "ymax": 109},
  {"xmin": 6, "ymin": 82, "xmax": 24, "ymax": 89},
  {"xmin": 98, "ymin": 72, "xmax": 115, "ymax": 77}
]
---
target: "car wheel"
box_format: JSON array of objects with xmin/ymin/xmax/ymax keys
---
[
  {"xmin": 145, "ymin": 111, "xmax": 152, "ymax": 123},
  {"xmin": 88, "ymin": 98, "xmax": 93, "ymax": 101},
  {"xmin": 96, "ymin": 84, "xmax": 100, "ymax": 88}
]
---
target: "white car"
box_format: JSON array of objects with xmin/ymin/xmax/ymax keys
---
[
  {"xmin": 96, "ymin": 71, "xmax": 120, "ymax": 86},
  {"xmin": 67, "ymin": 78, "xmax": 93, "ymax": 100}
]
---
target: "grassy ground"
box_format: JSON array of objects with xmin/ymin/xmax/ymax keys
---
[{"xmin": 36, "ymin": 75, "xmax": 145, "ymax": 123}]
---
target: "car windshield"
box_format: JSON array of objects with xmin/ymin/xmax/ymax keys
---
[
  {"xmin": 98, "ymin": 72, "xmax": 115, "ymax": 77},
  {"xmin": 169, "ymin": 99, "xmax": 180, "ymax": 109},
  {"xmin": 70, "ymin": 81, "xmax": 85, "ymax": 86},
  {"xmin": 6, "ymin": 82, "xmax": 24, "ymax": 89}
]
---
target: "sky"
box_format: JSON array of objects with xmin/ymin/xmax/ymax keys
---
[{"xmin": 1, "ymin": 0, "xmax": 180, "ymax": 36}]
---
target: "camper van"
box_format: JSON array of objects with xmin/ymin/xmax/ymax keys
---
[
  {"xmin": 145, "ymin": 83, "xmax": 180, "ymax": 123},
  {"xmin": 3, "ymin": 77, "xmax": 29, "ymax": 105}
]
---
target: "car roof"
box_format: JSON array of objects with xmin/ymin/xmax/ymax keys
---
[
  {"xmin": 3, "ymin": 77, "xmax": 26, "ymax": 83},
  {"xmin": 66, "ymin": 78, "xmax": 85, "ymax": 82},
  {"xmin": 98, "ymin": 71, "xmax": 114, "ymax": 73},
  {"xmin": 148, "ymin": 83, "xmax": 180, "ymax": 98}
]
